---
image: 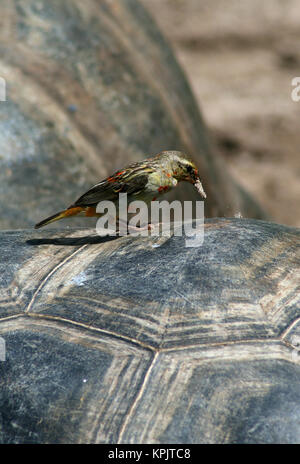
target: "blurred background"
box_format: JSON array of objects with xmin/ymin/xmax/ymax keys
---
[{"xmin": 143, "ymin": 0, "xmax": 300, "ymax": 226}]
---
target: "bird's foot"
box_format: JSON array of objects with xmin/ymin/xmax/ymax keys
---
[{"xmin": 127, "ymin": 223, "xmax": 155, "ymax": 234}]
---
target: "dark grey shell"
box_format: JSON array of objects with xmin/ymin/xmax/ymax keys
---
[
  {"xmin": 0, "ymin": 0, "xmax": 265, "ymax": 230},
  {"xmin": 0, "ymin": 218, "xmax": 299, "ymax": 443}
]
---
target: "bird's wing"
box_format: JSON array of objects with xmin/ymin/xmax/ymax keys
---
[{"xmin": 72, "ymin": 166, "xmax": 153, "ymax": 207}]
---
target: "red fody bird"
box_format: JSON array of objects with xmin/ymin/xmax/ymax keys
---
[{"xmin": 35, "ymin": 150, "xmax": 206, "ymax": 229}]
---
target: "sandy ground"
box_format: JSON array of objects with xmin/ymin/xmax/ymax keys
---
[{"xmin": 143, "ymin": 0, "xmax": 300, "ymax": 226}]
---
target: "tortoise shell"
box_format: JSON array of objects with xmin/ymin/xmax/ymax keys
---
[{"xmin": 0, "ymin": 218, "xmax": 299, "ymax": 443}]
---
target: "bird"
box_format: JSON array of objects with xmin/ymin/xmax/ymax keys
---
[{"xmin": 34, "ymin": 150, "xmax": 206, "ymax": 229}]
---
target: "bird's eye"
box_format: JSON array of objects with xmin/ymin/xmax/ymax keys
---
[{"xmin": 186, "ymin": 164, "xmax": 194, "ymax": 173}]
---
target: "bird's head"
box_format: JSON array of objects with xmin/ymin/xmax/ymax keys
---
[{"xmin": 156, "ymin": 151, "xmax": 207, "ymax": 198}]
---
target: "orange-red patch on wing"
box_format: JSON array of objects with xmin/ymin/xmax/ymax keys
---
[
  {"xmin": 65, "ymin": 206, "xmax": 84, "ymax": 217},
  {"xmin": 85, "ymin": 206, "xmax": 98, "ymax": 217}
]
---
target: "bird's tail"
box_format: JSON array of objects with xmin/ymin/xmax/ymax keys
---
[{"xmin": 34, "ymin": 206, "xmax": 97, "ymax": 229}]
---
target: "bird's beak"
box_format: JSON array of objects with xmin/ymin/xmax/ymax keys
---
[{"xmin": 193, "ymin": 178, "xmax": 207, "ymax": 199}]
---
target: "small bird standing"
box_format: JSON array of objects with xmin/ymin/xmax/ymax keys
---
[{"xmin": 34, "ymin": 150, "xmax": 206, "ymax": 229}]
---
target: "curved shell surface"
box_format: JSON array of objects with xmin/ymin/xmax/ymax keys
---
[{"xmin": 0, "ymin": 218, "xmax": 299, "ymax": 443}]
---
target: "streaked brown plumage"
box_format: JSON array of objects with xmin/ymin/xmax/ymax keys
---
[{"xmin": 34, "ymin": 150, "xmax": 206, "ymax": 229}]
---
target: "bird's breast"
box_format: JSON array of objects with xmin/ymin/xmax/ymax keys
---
[{"xmin": 146, "ymin": 171, "xmax": 177, "ymax": 193}]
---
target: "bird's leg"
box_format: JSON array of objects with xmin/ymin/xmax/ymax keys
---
[
  {"xmin": 116, "ymin": 217, "xmax": 144, "ymax": 235},
  {"xmin": 133, "ymin": 223, "xmax": 156, "ymax": 231},
  {"xmin": 116, "ymin": 217, "xmax": 156, "ymax": 235},
  {"xmin": 127, "ymin": 222, "xmax": 154, "ymax": 234}
]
